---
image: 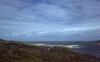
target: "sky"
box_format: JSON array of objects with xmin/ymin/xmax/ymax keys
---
[{"xmin": 0, "ymin": 0, "xmax": 100, "ymax": 41}]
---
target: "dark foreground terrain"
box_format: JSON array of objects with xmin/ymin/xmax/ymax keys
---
[{"xmin": 0, "ymin": 41, "xmax": 100, "ymax": 62}]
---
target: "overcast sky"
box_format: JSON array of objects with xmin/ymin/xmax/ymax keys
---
[{"xmin": 0, "ymin": 0, "xmax": 100, "ymax": 41}]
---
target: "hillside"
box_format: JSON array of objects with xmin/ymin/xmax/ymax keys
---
[{"xmin": 0, "ymin": 41, "xmax": 100, "ymax": 62}]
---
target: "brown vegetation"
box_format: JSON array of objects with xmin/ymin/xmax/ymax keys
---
[{"xmin": 0, "ymin": 41, "xmax": 100, "ymax": 62}]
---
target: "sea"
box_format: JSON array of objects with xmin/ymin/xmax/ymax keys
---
[
  {"xmin": 28, "ymin": 41, "xmax": 100, "ymax": 58},
  {"xmin": 72, "ymin": 44, "xmax": 100, "ymax": 58}
]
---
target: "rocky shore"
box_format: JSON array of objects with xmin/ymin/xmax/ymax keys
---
[{"xmin": 0, "ymin": 41, "xmax": 100, "ymax": 62}]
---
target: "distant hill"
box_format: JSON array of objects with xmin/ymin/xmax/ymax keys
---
[
  {"xmin": 28, "ymin": 41, "xmax": 92, "ymax": 45},
  {"xmin": 90, "ymin": 40, "xmax": 100, "ymax": 45},
  {"xmin": 0, "ymin": 38, "xmax": 100, "ymax": 45},
  {"xmin": 0, "ymin": 39, "xmax": 6, "ymax": 41},
  {"xmin": 93, "ymin": 40, "xmax": 100, "ymax": 43}
]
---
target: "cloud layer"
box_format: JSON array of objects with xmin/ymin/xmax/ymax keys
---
[{"xmin": 0, "ymin": 0, "xmax": 100, "ymax": 41}]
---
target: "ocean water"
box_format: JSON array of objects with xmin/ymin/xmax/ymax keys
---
[
  {"xmin": 72, "ymin": 44, "xmax": 100, "ymax": 58},
  {"xmin": 28, "ymin": 42, "xmax": 100, "ymax": 58}
]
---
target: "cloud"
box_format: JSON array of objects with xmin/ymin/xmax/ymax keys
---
[{"xmin": 0, "ymin": 0, "xmax": 100, "ymax": 41}]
